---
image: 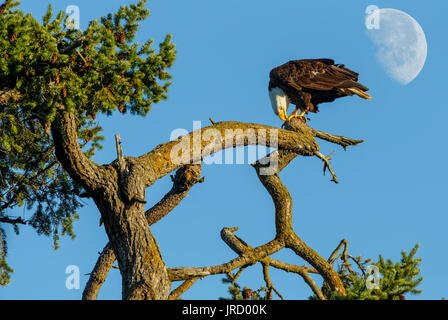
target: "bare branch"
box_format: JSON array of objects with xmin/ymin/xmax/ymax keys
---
[
  {"xmin": 168, "ymin": 238, "xmax": 285, "ymax": 281},
  {"xmin": 82, "ymin": 242, "xmax": 116, "ymax": 300},
  {"xmin": 230, "ymin": 265, "xmax": 251, "ymax": 285},
  {"xmin": 168, "ymin": 278, "xmax": 199, "ymax": 300},
  {"xmin": 75, "ymin": 49, "xmax": 88, "ymax": 66},
  {"xmin": 311, "ymin": 128, "xmax": 364, "ymax": 150},
  {"xmin": 328, "ymin": 239, "xmax": 348, "ymax": 264},
  {"xmin": 261, "ymin": 263, "xmax": 284, "ymax": 300},
  {"xmin": 146, "ymin": 164, "xmax": 201, "ymax": 225},
  {"xmin": 314, "ymin": 151, "xmax": 338, "ymax": 184},
  {"xmin": 221, "ymin": 227, "xmax": 318, "ymax": 273},
  {"xmin": 301, "ymin": 270, "xmax": 327, "ymax": 300},
  {"xmin": 251, "ymin": 123, "xmax": 347, "ymax": 296},
  {"xmin": 0, "ymin": 216, "xmax": 27, "ymax": 225},
  {"xmin": 328, "ymin": 239, "xmax": 361, "ymax": 276},
  {"xmin": 139, "ymin": 121, "xmax": 319, "ymax": 187},
  {"xmin": 115, "ymin": 134, "xmax": 126, "ymax": 174},
  {"xmin": 221, "ymin": 226, "xmax": 326, "ymax": 300},
  {"xmin": 51, "ymin": 112, "xmax": 105, "ymax": 192}
]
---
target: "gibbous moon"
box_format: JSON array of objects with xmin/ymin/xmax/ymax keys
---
[{"xmin": 366, "ymin": 8, "xmax": 427, "ymax": 85}]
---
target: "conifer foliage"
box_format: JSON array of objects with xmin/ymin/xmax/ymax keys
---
[
  {"xmin": 0, "ymin": 0, "xmax": 175, "ymax": 286},
  {"xmin": 221, "ymin": 245, "xmax": 423, "ymax": 300},
  {"xmin": 220, "ymin": 274, "xmax": 268, "ymax": 300},
  {"xmin": 335, "ymin": 244, "xmax": 423, "ymax": 300}
]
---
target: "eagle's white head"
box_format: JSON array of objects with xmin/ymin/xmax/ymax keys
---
[{"xmin": 269, "ymin": 86, "xmax": 289, "ymax": 121}]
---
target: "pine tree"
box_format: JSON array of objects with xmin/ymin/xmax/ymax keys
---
[
  {"xmin": 315, "ymin": 244, "xmax": 423, "ymax": 300},
  {"xmin": 220, "ymin": 245, "xmax": 423, "ymax": 300},
  {"xmin": 219, "ymin": 274, "xmax": 268, "ymax": 300},
  {"xmin": 0, "ymin": 0, "xmax": 175, "ymax": 286}
]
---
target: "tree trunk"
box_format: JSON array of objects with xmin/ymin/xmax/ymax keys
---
[
  {"xmin": 94, "ymin": 192, "xmax": 171, "ymax": 300},
  {"xmin": 51, "ymin": 111, "xmax": 171, "ymax": 299}
]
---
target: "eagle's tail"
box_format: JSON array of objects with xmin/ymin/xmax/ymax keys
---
[{"xmin": 338, "ymin": 87, "xmax": 372, "ymax": 101}]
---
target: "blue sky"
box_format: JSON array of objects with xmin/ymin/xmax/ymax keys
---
[{"xmin": 1, "ymin": 0, "xmax": 447, "ymax": 300}]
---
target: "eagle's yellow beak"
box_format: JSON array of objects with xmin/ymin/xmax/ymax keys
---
[{"xmin": 279, "ymin": 108, "xmax": 288, "ymax": 121}]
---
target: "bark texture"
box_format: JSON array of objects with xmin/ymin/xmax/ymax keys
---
[{"xmin": 82, "ymin": 164, "xmax": 202, "ymax": 299}]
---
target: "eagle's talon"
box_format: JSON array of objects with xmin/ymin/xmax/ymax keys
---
[{"xmin": 286, "ymin": 110, "xmax": 308, "ymax": 122}]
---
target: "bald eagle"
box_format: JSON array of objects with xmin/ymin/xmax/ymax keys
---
[{"xmin": 268, "ymin": 59, "xmax": 371, "ymax": 121}]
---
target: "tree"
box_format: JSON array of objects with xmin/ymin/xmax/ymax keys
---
[
  {"xmin": 0, "ymin": 0, "xmax": 406, "ymax": 300},
  {"xmin": 220, "ymin": 243, "xmax": 423, "ymax": 300}
]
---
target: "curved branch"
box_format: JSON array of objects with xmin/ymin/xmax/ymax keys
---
[
  {"xmin": 328, "ymin": 239, "xmax": 349, "ymax": 264},
  {"xmin": 82, "ymin": 242, "xmax": 116, "ymax": 300},
  {"xmin": 0, "ymin": 216, "xmax": 27, "ymax": 225},
  {"xmin": 139, "ymin": 121, "xmax": 319, "ymax": 187},
  {"xmin": 221, "ymin": 225, "xmax": 326, "ymax": 300},
  {"xmin": 285, "ymin": 233, "xmax": 345, "ymax": 297},
  {"xmin": 251, "ymin": 120, "xmax": 347, "ymax": 296},
  {"xmin": 168, "ymin": 278, "xmax": 199, "ymax": 300},
  {"xmin": 311, "ymin": 128, "xmax": 364, "ymax": 149},
  {"xmin": 261, "ymin": 263, "xmax": 284, "ymax": 300},
  {"xmin": 51, "ymin": 112, "xmax": 105, "ymax": 192},
  {"xmin": 300, "ymin": 269, "xmax": 327, "ymax": 300},
  {"xmin": 168, "ymin": 238, "xmax": 284, "ymax": 281},
  {"xmin": 146, "ymin": 164, "xmax": 202, "ymax": 225},
  {"xmin": 220, "ymin": 227, "xmax": 318, "ymax": 275},
  {"xmin": 163, "ymin": 119, "xmax": 357, "ymax": 295}
]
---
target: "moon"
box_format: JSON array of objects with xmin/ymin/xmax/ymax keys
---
[{"xmin": 366, "ymin": 8, "xmax": 427, "ymax": 85}]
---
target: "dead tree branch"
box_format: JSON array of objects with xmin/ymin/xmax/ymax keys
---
[
  {"xmin": 220, "ymin": 226, "xmax": 324, "ymax": 299},
  {"xmin": 82, "ymin": 242, "xmax": 116, "ymax": 300},
  {"xmin": 146, "ymin": 164, "xmax": 202, "ymax": 225},
  {"xmin": 328, "ymin": 239, "xmax": 366, "ymax": 276},
  {"xmin": 83, "ymin": 118, "xmax": 362, "ymax": 299},
  {"xmin": 0, "ymin": 216, "xmax": 27, "ymax": 225},
  {"xmin": 261, "ymin": 262, "xmax": 284, "ymax": 300},
  {"xmin": 251, "ymin": 119, "xmax": 347, "ymax": 296},
  {"xmin": 311, "ymin": 128, "xmax": 364, "ymax": 150},
  {"xmin": 168, "ymin": 277, "xmax": 199, "ymax": 300},
  {"xmin": 168, "ymin": 238, "xmax": 285, "ymax": 281}
]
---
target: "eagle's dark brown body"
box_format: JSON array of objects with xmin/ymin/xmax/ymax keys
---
[{"xmin": 269, "ymin": 59, "xmax": 370, "ymax": 114}]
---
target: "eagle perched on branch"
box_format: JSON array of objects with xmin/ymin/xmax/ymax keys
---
[{"xmin": 269, "ymin": 59, "xmax": 371, "ymax": 121}]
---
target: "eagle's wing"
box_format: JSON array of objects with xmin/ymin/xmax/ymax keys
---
[{"xmin": 288, "ymin": 60, "xmax": 368, "ymax": 92}]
